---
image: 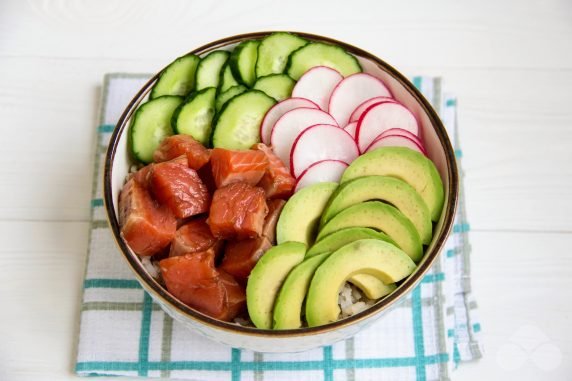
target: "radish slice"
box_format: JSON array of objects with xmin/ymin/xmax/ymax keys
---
[
  {"xmin": 290, "ymin": 124, "xmax": 358, "ymax": 178},
  {"xmin": 291, "ymin": 66, "xmax": 343, "ymax": 111},
  {"xmin": 366, "ymin": 134, "xmax": 426, "ymax": 155},
  {"xmin": 376, "ymin": 128, "xmax": 424, "ymax": 147},
  {"xmin": 356, "ymin": 102, "xmax": 419, "ymax": 152},
  {"xmin": 343, "ymin": 122, "xmax": 357, "ymax": 139},
  {"xmin": 270, "ymin": 108, "xmax": 338, "ymax": 168},
  {"xmin": 259, "ymin": 97, "xmax": 319, "ymax": 145},
  {"xmin": 328, "ymin": 73, "xmax": 392, "ymax": 127},
  {"xmin": 349, "ymin": 96, "xmax": 396, "ymax": 123},
  {"xmin": 295, "ymin": 160, "xmax": 349, "ymax": 191}
]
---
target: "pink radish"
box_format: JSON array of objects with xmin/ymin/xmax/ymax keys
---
[
  {"xmin": 290, "ymin": 124, "xmax": 358, "ymax": 178},
  {"xmin": 376, "ymin": 128, "xmax": 424, "ymax": 147},
  {"xmin": 349, "ymin": 96, "xmax": 396, "ymax": 123},
  {"xmin": 259, "ymin": 97, "xmax": 319, "ymax": 145},
  {"xmin": 366, "ymin": 135, "xmax": 426, "ymax": 155},
  {"xmin": 291, "ymin": 66, "xmax": 343, "ymax": 111},
  {"xmin": 295, "ymin": 160, "xmax": 349, "ymax": 191},
  {"xmin": 328, "ymin": 73, "xmax": 392, "ymax": 127},
  {"xmin": 270, "ymin": 108, "xmax": 338, "ymax": 168},
  {"xmin": 343, "ymin": 122, "xmax": 357, "ymax": 139},
  {"xmin": 356, "ymin": 102, "xmax": 419, "ymax": 153}
]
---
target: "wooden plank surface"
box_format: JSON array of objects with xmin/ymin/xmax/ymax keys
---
[{"xmin": 1, "ymin": 0, "xmax": 571, "ymax": 379}]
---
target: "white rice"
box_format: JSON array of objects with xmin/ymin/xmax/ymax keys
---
[
  {"xmin": 338, "ymin": 283, "xmax": 376, "ymax": 319},
  {"xmin": 141, "ymin": 256, "xmax": 161, "ymax": 279}
]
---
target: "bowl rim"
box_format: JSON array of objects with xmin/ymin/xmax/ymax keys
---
[{"xmin": 103, "ymin": 30, "xmax": 459, "ymax": 338}]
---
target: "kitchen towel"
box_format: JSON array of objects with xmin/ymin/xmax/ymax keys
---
[{"xmin": 75, "ymin": 73, "xmax": 483, "ymax": 380}]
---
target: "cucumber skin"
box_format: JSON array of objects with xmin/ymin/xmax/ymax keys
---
[
  {"xmin": 211, "ymin": 90, "xmax": 276, "ymax": 149},
  {"xmin": 215, "ymin": 85, "xmax": 247, "ymax": 112},
  {"xmin": 170, "ymin": 87, "xmax": 216, "ymax": 145},
  {"xmin": 195, "ymin": 50, "xmax": 230, "ymax": 91},
  {"xmin": 129, "ymin": 95, "xmax": 183, "ymax": 163},
  {"xmin": 150, "ymin": 54, "xmax": 200, "ymax": 99},
  {"xmin": 252, "ymin": 74, "xmax": 296, "ymax": 102},
  {"xmin": 218, "ymin": 62, "xmax": 240, "ymax": 94},
  {"xmin": 285, "ymin": 42, "xmax": 362, "ymax": 80},
  {"xmin": 229, "ymin": 40, "xmax": 260, "ymax": 87},
  {"xmin": 255, "ymin": 32, "xmax": 308, "ymax": 78}
]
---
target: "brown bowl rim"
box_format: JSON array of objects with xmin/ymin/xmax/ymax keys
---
[{"xmin": 103, "ymin": 31, "xmax": 459, "ymax": 338}]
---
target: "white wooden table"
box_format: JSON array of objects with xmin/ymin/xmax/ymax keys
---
[{"xmin": 1, "ymin": 1, "xmax": 571, "ymax": 379}]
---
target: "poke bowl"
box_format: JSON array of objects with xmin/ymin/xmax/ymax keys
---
[{"xmin": 104, "ymin": 31, "xmax": 459, "ymax": 353}]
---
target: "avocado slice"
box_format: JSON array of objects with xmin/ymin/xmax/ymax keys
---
[
  {"xmin": 306, "ymin": 239, "xmax": 416, "ymax": 327},
  {"xmin": 276, "ymin": 182, "xmax": 338, "ymax": 245},
  {"xmin": 273, "ymin": 253, "xmax": 330, "ymax": 330},
  {"xmin": 317, "ymin": 201, "xmax": 423, "ymax": 262},
  {"xmin": 306, "ymin": 227, "xmax": 396, "ymax": 257},
  {"xmin": 340, "ymin": 147, "xmax": 444, "ymax": 221},
  {"xmin": 321, "ymin": 176, "xmax": 433, "ymax": 244},
  {"xmin": 348, "ymin": 274, "xmax": 397, "ymax": 299},
  {"xmin": 246, "ymin": 242, "xmax": 306, "ymax": 329}
]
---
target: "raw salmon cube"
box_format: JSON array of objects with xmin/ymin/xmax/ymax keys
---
[
  {"xmin": 159, "ymin": 252, "xmax": 245, "ymax": 321},
  {"xmin": 208, "ymin": 183, "xmax": 268, "ymax": 240},
  {"xmin": 210, "ymin": 148, "xmax": 268, "ymax": 188},
  {"xmin": 197, "ymin": 162, "xmax": 217, "ymax": 194},
  {"xmin": 220, "ymin": 237, "xmax": 272, "ymax": 281},
  {"xmin": 153, "ymin": 135, "xmax": 210, "ymax": 169},
  {"xmin": 149, "ymin": 161, "xmax": 210, "ymax": 219},
  {"xmin": 170, "ymin": 217, "xmax": 221, "ymax": 258},
  {"xmin": 131, "ymin": 155, "xmax": 188, "ymax": 186},
  {"xmin": 262, "ymin": 199, "xmax": 286, "ymax": 243},
  {"xmin": 252, "ymin": 143, "xmax": 295, "ymax": 199},
  {"xmin": 119, "ymin": 179, "xmax": 176, "ymax": 256}
]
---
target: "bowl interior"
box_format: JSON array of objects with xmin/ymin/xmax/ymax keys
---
[{"xmin": 105, "ymin": 32, "xmax": 458, "ymax": 336}]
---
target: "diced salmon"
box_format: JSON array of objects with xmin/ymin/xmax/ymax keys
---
[
  {"xmin": 149, "ymin": 161, "xmax": 210, "ymax": 219},
  {"xmin": 170, "ymin": 217, "xmax": 221, "ymax": 257},
  {"xmin": 119, "ymin": 179, "xmax": 176, "ymax": 256},
  {"xmin": 197, "ymin": 162, "xmax": 217, "ymax": 194},
  {"xmin": 208, "ymin": 183, "xmax": 268, "ymax": 240},
  {"xmin": 210, "ymin": 148, "xmax": 268, "ymax": 188},
  {"xmin": 153, "ymin": 135, "xmax": 210, "ymax": 170},
  {"xmin": 252, "ymin": 143, "xmax": 295, "ymax": 199},
  {"xmin": 131, "ymin": 155, "xmax": 188, "ymax": 186},
  {"xmin": 220, "ymin": 237, "xmax": 272, "ymax": 281},
  {"xmin": 159, "ymin": 252, "xmax": 245, "ymax": 321},
  {"xmin": 262, "ymin": 199, "xmax": 286, "ymax": 243}
]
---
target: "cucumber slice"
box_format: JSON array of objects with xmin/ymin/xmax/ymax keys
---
[
  {"xmin": 212, "ymin": 90, "xmax": 276, "ymax": 150},
  {"xmin": 256, "ymin": 32, "xmax": 307, "ymax": 77},
  {"xmin": 218, "ymin": 62, "xmax": 240, "ymax": 93},
  {"xmin": 129, "ymin": 96, "xmax": 183, "ymax": 163},
  {"xmin": 230, "ymin": 40, "xmax": 260, "ymax": 87},
  {"xmin": 171, "ymin": 87, "xmax": 216, "ymax": 145},
  {"xmin": 150, "ymin": 54, "xmax": 200, "ymax": 99},
  {"xmin": 215, "ymin": 85, "xmax": 247, "ymax": 112},
  {"xmin": 253, "ymin": 74, "xmax": 295, "ymax": 101},
  {"xmin": 195, "ymin": 50, "xmax": 230, "ymax": 91},
  {"xmin": 286, "ymin": 42, "xmax": 362, "ymax": 80}
]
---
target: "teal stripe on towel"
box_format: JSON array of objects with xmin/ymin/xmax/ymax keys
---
[
  {"xmin": 98, "ymin": 124, "xmax": 116, "ymax": 133},
  {"xmin": 84, "ymin": 279, "xmax": 142, "ymax": 289}
]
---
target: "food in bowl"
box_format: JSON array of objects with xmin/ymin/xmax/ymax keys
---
[{"xmin": 116, "ymin": 32, "xmax": 446, "ymax": 332}]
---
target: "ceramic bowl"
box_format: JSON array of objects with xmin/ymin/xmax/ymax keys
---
[{"xmin": 104, "ymin": 31, "xmax": 459, "ymax": 353}]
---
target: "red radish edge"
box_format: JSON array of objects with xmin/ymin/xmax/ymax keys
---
[
  {"xmin": 349, "ymin": 96, "xmax": 397, "ymax": 123},
  {"xmin": 289, "ymin": 124, "xmax": 358, "ymax": 177},
  {"xmin": 365, "ymin": 134, "xmax": 427, "ymax": 155},
  {"xmin": 328, "ymin": 73, "xmax": 393, "ymax": 127},
  {"xmin": 259, "ymin": 97, "xmax": 320, "ymax": 145},
  {"xmin": 294, "ymin": 159, "xmax": 349, "ymax": 191},
  {"xmin": 355, "ymin": 102, "xmax": 420, "ymax": 153}
]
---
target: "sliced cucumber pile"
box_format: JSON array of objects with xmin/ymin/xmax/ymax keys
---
[
  {"xmin": 253, "ymin": 74, "xmax": 295, "ymax": 102},
  {"xmin": 215, "ymin": 85, "xmax": 247, "ymax": 112},
  {"xmin": 212, "ymin": 90, "xmax": 276, "ymax": 150},
  {"xmin": 256, "ymin": 32, "xmax": 307, "ymax": 77},
  {"xmin": 171, "ymin": 87, "xmax": 216, "ymax": 145},
  {"xmin": 195, "ymin": 50, "xmax": 229, "ymax": 91},
  {"xmin": 230, "ymin": 40, "xmax": 260, "ymax": 87},
  {"xmin": 218, "ymin": 62, "xmax": 240, "ymax": 93},
  {"xmin": 150, "ymin": 54, "xmax": 200, "ymax": 99},
  {"xmin": 286, "ymin": 42, "xmax": 362, "ymax": 80},
  {"xmin": 129, "ymin": 96, "xmax": 183, "ymax": 163}
]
